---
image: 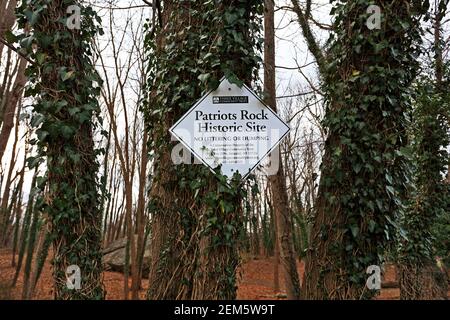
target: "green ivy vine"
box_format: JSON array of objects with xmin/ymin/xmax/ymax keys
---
[
  {"xmin": 397, "ymin": 8, "xmax": 450, "ymax": 293},
  {"xmin": 16, "ymin": 0, "xmax": 106, "ymax": 299},
  {"xmin": 304, "ymin": 0, "xmax": 429, "ymax": 299},
  {"xmin": 143, "ymin": 0, "xmax": 263, "ymax": 299},
  {"xmin": 400, "ymin": 79, "xmax": 449, "ymax": 262}
]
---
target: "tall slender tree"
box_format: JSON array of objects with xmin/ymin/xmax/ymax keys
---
[{"xmin": 264, "ymin": 0, "xmax": 301, "ymax": 300}]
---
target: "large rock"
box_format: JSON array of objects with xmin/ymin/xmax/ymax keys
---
[{"xmin": 102, "ymin": 236, "xmax": 151, "ymax": 278}]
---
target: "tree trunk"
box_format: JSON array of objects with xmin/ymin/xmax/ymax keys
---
[
  {"xmin": 0, "ymin": 0, "xmax": 17, "ymax": 58},
  {"xmin": 146, "ymin": 0, "xmax": 262, "ymax": 300},
  {"xmin": 264, "ymin": 0, "xmax": 301, "ymax": 300},
  {"xmin": 399, "ymin": 262, "xmax": 448, "ymax": 300},
  {"xmin": 300, "ymin": 1, "xmax": 426, "ymax": 299},
  {"xmin": 132, "ymin": 131, "xmax": 148, "ymax": 299},
  {"xmin": 21, "ymin": 0, "xmax": 105, "ymax": 299},
  {"xmin": 273, "ymin": 218, "xmax": 280, "ymax": 293},
  {"xmin": 0, "ymin": 99, "xmax": 20, "ymax": 245},
  {"xmin": 399, "ymin": 1, "xmax": 449, "ymax": 300},
  {"xmin": 0, "ymin": 56, "xmax": 26, "ymax": 163}
]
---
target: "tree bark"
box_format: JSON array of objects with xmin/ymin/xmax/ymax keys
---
[
  {"xmin": 132, "ymin": 130, "xmax": 148, "ymax": 299},
  {"xmin": 264, "ymin": 0, "xmax": 301, "ymax": 300},
  {"xmin": 399, "ymin": 262, "xmax": 448, "ymax": 300},
  {"xmin": 0, "ymin": 56, "xmax": 27, "ymax": 163},
  {"xmin": 147, "ymin": 0, "xmax": 262, "ymax": 300},
  {"xmin": 0, "ymin": 99, "xmax": 20, "ymax": 245},
  {"xmin": 26, "ymin": 0, "xmax": 105, "ymax": 299},
  {"xmin": 0, "ymin": 0, "xmax": 17, "ymax": 58},
  {"xmin": 300, "ymin": 1, "xmax": 426, "ymax": 299},
  {"xmin": 399, "ymin": 1, "xmax": 449, "ymax": 300}
]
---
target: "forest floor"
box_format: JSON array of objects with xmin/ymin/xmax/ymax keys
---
[{"xmin": 0, "ymin": 248, "xmax": 448, "ymax": 300}]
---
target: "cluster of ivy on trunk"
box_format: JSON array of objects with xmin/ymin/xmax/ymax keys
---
[
  {"xmin": 398, "ymin": 75, "xmax": 450, "ymax": 298},
  {"xmin": 398, "ymin": 0, "xmax": 450, "ymax": 297},
  {"xmin": 301, "ymin": 0, "xmax": 429, "ymax": 299},
  {"xmin": 142, "ymin": 0, "xmax": 263, "ymax": 299},
  {"xmin": 16, "ymin": 0, "xmax": 106, "ymax": 299}
]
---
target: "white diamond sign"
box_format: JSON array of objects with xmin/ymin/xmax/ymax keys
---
[{"xmin": 169, "ymin": 78, "xmax": 290, "ymax": 180}]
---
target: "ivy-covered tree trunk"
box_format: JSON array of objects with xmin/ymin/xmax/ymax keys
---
[
  {"xmin": 301, "ymin": 1, "xmax": 427, "ymax": 299},
  {"xmin": 18, "ymin": 1, "xmax": 105, "ymax": 299},
  {"xmin": 145, "ymin": 0, "xmax": 263, "ymax": 300},
  {"xmin": 399, "ymin": 0, "xmax": 449, "ymax": 300}
]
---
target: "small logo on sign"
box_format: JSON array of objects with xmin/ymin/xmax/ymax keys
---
[{"xmin": 212, "ymin": 96, "xmax": 249, "ymax": 104}]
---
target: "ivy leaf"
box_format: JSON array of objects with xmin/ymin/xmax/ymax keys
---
[
  {"xmin": 27, "ymin": 156, "xmax": 41, "ymax": 169},
  {"xmin": 376, "ymin": 199, "xmax": 384, "ymax": 211},
  {"xmin": 353, "ymin": 162, "xmax": 363, "ymax": 174},
  {"xmin": 19, "ymin": 35, "xmax": 34, "ymax": 51},
  {"xmin": 386, "ymin": 185, "xmax": 395, "ymax": 197},
  {"xmin": 69, "ymin": 153, "xmax": 81, "ymax": 163},
  {"xmin": 333, "ymin": 146, "xmax": 342, "ymax": 157},
  {"xmin": 60, "ymin": 125, "xmax": 74, "ymax": 138},
  {"xmin": 203, "ymin": 52, "xmax": 213, "ymax": 60},
  {"xmin": 4, "ymin": 30, "xmax": 18, "ymax": 44},
  {"xmin": 30, "ymin": 11, "xmax": 40, "ymax": 25},
  {"xmin": 385, "ymin": 173, "xmax": 393, "ymax": 185},
  {"xmin": 37, "ymin": 129, "xmax": 49, "ymax": 141},
  {"xmin": 19, "ymin": 113, "xmax": 29, "ymax": 121},
  {"xmin": 368, "ymin": 220, "xmax": 376, "ymax": 233},
  {"xmin": 61, "ymin": 70, "xmax": 75, "ymax": 82},
  {"xmin": 224, "ymin": 12, "xmax": 238, "ymax": 24},
  {"xmin": 31, "ymin": 114, "xmax": 45, "ymax": 127},
  {"xmin": 350, "ymin": 225, "xmax": 359, "ymax": 238},
  {"xmin": 68, "ymin": 107, "xmax": 80, "ymax": 116},
  {"xmin": 398, "ymin": 227, "xmax": 408, "ymax": 241},
  {"xmin": 367, "ymin": 201, "xmax": 375, "ymax": 212},
  {"xmin": 399, "ymin": 21, "xmax": 410, "ymax": 30},
  {"xmin": 386, "ymin": 96, "xmax": 397, "ymax": 106},
  {"xmin": 36, "ymin": 53, "xmax": 47, "ymax": 65},
  {"xmin": 198, "ymin": 73, "xmax": 210, "ymax": 83}
]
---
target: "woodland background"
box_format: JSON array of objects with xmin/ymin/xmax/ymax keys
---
[{"xmin": 0, "ymin": 0, "xmax": 449, "ymax": 300}]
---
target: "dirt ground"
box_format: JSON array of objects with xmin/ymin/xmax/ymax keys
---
[{"xmin": 0, "ymin": 248, "xmax": 447, "ymax": 300}]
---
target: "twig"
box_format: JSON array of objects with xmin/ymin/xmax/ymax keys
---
[{"xmin": 0, "ymin": 38, "xmax": 34, "ymax": 64}]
